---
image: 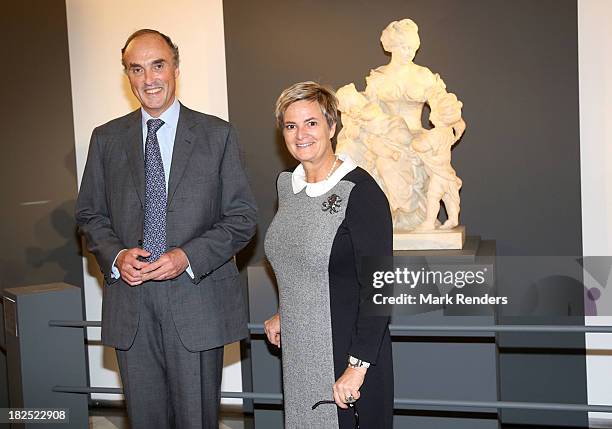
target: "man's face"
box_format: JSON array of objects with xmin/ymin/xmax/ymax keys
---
[{"xmin": 123, "ymin": 34, "xmax": 179, "ymax": 117}]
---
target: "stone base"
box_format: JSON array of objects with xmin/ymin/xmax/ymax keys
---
[{"xmin": 393, "ymin": 225, "xmax": 466, "ymax": 250}]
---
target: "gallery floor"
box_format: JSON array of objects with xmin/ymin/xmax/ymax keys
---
[{"xmin": 88, "ymin": 405, "xmax": 246, "ymax": 429}]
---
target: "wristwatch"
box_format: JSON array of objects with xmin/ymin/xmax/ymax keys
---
[{"xmin": 348, "ymin": 355, "xmax": 370, "ymax": 369}]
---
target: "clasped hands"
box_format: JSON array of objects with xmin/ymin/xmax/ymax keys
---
[
  {"xmin": 264, "ymin": 312, "xmax": 367, "ymax": 408},
  {"xmin": 116, "ymin": 247, "xmax": 189, "ymax": 286}
]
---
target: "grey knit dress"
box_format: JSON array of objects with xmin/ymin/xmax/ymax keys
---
[{"xmin": 265, "ymin": 158, "xmax": 394, "ymax": 429}]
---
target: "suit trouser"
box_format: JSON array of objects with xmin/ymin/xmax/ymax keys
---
[{"xmin": 116, "ymin": 280, "xmax": 224, "ymax": 429}]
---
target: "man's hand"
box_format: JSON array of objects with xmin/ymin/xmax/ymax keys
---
[
  {"xmin": 140, "ymin": 248, "xmax": 189, "ymax": 282},
  {"xmin": 264, "ymin": 313, "xmax": 281, "ymax": 347},
  {"xmin": 116, "ymin": 247, "xmax": 151, "ymax": 286},
  {"xmin": 332, "ymin": 367, "xmax": 367, "ymax": 409}
]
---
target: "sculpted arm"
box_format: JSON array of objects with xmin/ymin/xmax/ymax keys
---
[
  {"xmin": 425, "ymin": 73, "xmax": 465, "ymax": 137},
  {"xmin": 451, "ymin": 118, "xmax": 466, "ymax": 142},
  {"xmin": 411, "ymin": 133, "xmax": 431, "ymax": 153},
  {"xmin": 367, "ymin": 137, "xmax": 400, "ymax": 160}
]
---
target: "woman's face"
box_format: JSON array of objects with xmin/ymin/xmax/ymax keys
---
[{"xmin": 281, "ymin": 100, "xmax": 336, "ymax": 165}]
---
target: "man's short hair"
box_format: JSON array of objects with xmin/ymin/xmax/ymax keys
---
[
  {"xmin": 121, "ymin": 29, "xmax": 179, "ymax": 70},
  {"xmin": 275, "ymin": 81, "xmax": 339, "ymax": 129}
]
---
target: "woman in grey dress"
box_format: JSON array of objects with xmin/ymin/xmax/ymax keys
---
[{"xmin": 264, "ymin": 81, "xmax": 393, "ymax": 428}]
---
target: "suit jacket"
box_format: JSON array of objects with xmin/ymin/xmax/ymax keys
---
[{"xmin": 76, "ymin": 104, "xmax": 257, "ymax": 351}]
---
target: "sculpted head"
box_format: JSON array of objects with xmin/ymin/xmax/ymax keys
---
[
  {"xmin": 337, "ymin": 83, "xmax": 368, "ymax": 115},
  {"xmin": 380, "ymin": 19, "xmax": 420, "ymax": 61}
]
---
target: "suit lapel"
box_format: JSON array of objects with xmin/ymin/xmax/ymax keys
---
[
  {"xmin": 124, "ymin": 110, "xmax": 145, "ymax": 207},
  {"xmin": 167, "ymin": 104, "xmax": 196, "ymax": 208}
]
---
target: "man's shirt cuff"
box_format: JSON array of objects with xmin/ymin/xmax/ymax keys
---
[
  {"xmin": 185, "ymin": 261, "xmax": 194, "ymax": 279},
  {"xmin": 110, "ymin": 249, "xmax": 127, "ymax": 279}
]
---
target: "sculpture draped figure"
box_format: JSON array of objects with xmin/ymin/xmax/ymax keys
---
[{"xmin": 336, "ymin": 18, "xmax": 466, "ymax": 232}]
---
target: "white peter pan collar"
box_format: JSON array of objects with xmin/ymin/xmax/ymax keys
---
[{"xmin": 291, "ymin": 153, "xmax": 357, "ymax": 197}]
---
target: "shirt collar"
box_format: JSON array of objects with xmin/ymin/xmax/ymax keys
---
[
  {"xmin": 291, "ymin": 153, "xmax": 357, "ymax": 197},
  {"xmin": 141, "ymin": 98, "xmax": 180, "ymax": 131}
]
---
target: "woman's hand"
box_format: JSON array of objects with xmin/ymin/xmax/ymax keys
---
[
  {"xmin": 332, "ymin": 367, "xmax": 367, "ymax": 409},
  {"xmin": 264, "ymin": 313, "xmax": 281, "ymax": 347}
]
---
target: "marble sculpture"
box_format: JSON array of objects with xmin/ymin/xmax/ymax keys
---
[{"xmin": 337, "ymin": 18, "xmax": 466, "ymax": 235}]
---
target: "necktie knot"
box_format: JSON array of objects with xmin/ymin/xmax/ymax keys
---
[{"xmin": 147, "ymin": 118, "xmax": 164, "ymax": 134}]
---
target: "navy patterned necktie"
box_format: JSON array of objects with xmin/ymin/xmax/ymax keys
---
[{"xmin": 143, "ymin": 118, "xmax": 166, "ymax": 262}]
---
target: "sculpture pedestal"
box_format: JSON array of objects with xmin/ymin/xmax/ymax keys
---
[{"xmin": 393, "ymin": 225, "xmax": 466, "ymax": 250}]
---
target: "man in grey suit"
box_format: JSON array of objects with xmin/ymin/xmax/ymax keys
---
[{"xmin": 76, "ymin": 29, "xmax": 257, "ymax": 429}]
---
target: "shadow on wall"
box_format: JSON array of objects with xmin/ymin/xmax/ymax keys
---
[
  {"xmin": 25, "ymin": 200, "xmax": 83, "ymax": 288},
  {"xmin": 64, "ymin": 142, "xmax": 78, "ymax": 183},
  {"xmin": 3, "ymin": 149, "xmax": 82, "ymax": 289}
]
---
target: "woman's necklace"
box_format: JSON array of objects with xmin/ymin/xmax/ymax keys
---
[{"xmin": 325, "ymin": 156, "xmax": 339, "ymax": 180}]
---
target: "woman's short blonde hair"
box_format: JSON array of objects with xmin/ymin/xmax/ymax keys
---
[{"xmin": 275, "ymin": 81, "xmax": 339, "ymax": 129}]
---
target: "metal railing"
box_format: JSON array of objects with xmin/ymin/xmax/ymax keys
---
[
  {"xmin": 48, "ymin": 319, "xmax": 612, "ymax": 414},
  {"xmin": 50, "ymin": 320, "xmax": 612, "ymax": 334},
  {"xmin": 50, "ymin": 385, "xmax": 612, "ymax": 413}
]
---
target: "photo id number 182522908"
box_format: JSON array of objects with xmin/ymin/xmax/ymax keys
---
[{"xmin": 1, "ymin": 408, "xmax": 69, "ymax": 423}]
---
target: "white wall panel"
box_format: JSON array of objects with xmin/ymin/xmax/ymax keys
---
[
  {"xmin": 579, "ymin": 0, "xmax": 612, "ymax": 425},
  {"xmin": 65, "ymin": 0, "xmax": 242, "ymax": 403}
]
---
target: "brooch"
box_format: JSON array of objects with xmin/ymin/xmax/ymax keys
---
[{"xmin": 322, "ymin": 194, "xmax": 342, "ymax": 214}]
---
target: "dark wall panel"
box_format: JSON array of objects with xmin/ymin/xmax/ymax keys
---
[
  {"xmin": 1, "ymin": 1, "xmax": 82, "ymax": 287},
  {"xmin": 0, "ymin": 0, "xmax": 82, "ymax": 407},
  {"xmin": 224, "ymin": 0, "xmax": 582, "ymax": 259}
]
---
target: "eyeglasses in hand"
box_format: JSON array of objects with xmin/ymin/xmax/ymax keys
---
[{"xmin": 312, "ymin": 399, "xmax": 360, "ymax": 429}]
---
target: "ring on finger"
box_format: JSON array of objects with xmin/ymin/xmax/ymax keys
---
[{"xmin": 345, "ymin": 394, "xmax": 355, "ymax": 404}]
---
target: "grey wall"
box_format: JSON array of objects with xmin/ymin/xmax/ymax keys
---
[
  {"xmin": 0, "ymin": 0, "xmax": 83, "ymax": 407},
  {"xmin": 224, "ymin": 0, "xmax": 582, "ymax": 260}
]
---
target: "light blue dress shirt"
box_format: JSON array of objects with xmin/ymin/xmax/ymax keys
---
[
  {"xmin": 111, "ymin": 98, "xmax": 193, "ymax": 279},
  {"xmin": 140, "ymin": 98, "xmax": 180, "ymax": 191}
]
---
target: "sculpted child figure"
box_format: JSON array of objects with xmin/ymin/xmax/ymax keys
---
[{"xmin": 412, "ymin": 101, "xmax": 464, "ymax": 230}]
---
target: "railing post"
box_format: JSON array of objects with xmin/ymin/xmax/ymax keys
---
[{"xmin": 3, "ymin": 283, "xmax": 88, "ymax": 428}]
